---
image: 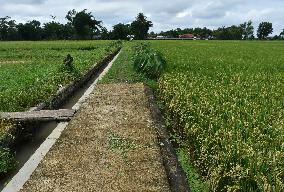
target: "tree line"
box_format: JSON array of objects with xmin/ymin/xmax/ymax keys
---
[
  {"xmin": 0, "ymin": 10, "xmax": 152, "ymax": 41},
  {"xmin": 154, "ymin": 21, "xmax": 284, "ymax": 40},
  {"xmin": 0, "ymin": 9, "xmax": 284, "ymax": 41}
]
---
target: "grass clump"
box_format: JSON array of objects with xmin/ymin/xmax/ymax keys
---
[
  {"xmin": 177, "ymin": 147, "xmax": 208, "ymax": 192},
  {"xmin": 108, "ymin": 133, "xmax": 138, "ymax": 151},
  {"xmin": 132, "ymin": 43, "xmax": 166, "ymax": 79},
  {"xmin": 63, "ymin": 54, "xmax": 74, "ymax": 71},
  {"xmin": 108, "ymin": 133, "xmax": 139, "ymax": 160}
]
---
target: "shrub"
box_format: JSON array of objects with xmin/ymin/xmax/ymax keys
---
[{"xmin": 132, "ymin": 43, "xmax": 166, "ymax": 79}]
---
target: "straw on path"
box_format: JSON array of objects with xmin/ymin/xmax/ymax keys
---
[{"xmin": 21, "ymin": 83, "xmax": 170, "ymax": 192}]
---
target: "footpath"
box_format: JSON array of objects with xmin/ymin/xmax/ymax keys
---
[{"xmin": 20, "ymin": 83, "xmax": 171, "ymax": 192}]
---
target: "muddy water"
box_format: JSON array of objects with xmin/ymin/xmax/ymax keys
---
[{"xmin": 0, "ymin": 54, "xmax": 116, "ymax": 190}]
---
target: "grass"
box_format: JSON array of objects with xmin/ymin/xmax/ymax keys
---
[
  {"xmin": 177, "ymin": 147, "xmax": 208, "ymax": 192},
  {"xmin": 108, "ymin": 133, "xmax": 139, "ymax": 156},
  {"xmin": 0, "ymin": 40, "xmax": 119, "ymax": 112},
  {"xmin": 101, "ymin": 40, "xmax": 284, "ymax": 191}
]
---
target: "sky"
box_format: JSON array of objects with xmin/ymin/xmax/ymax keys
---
[{"xmin": 0, "ymin": 0, "xmax": 283, "ymax": 35}]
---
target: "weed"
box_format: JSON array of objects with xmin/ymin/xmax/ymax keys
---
[
  {"xmin": 108, "ymin": 133, "xmax": 139, "ymax": 159},
  {"xmin": 108, "ymin": 133, "xmax": 138, "ymax": 151}
]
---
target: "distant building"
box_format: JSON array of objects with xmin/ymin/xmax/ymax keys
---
[
  {"xmin": 156, "ymin": 35, "xmax": 165, "ymax": 39},
  {"xmin": 179, "ymin": 33, "xmax": 195, "ymax": 39}
]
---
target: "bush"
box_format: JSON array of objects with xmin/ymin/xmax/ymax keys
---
[{"xmin": 132, "ymin": 43, "xmax": 166, "ymax": 79}]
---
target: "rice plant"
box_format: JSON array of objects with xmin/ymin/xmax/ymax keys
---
[{"xmin": 152, "ymin": 40, "xmax": 284, "ymax": 191}]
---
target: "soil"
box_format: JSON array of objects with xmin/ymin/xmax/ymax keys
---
[{"xmin": 20, "ymin": 83, "xmax": 170, "ymax": 192}]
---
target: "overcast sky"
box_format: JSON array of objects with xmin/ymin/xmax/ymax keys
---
[{"xmin": 0, "ymin": 0, "xmax": 283, "ymax": 35}]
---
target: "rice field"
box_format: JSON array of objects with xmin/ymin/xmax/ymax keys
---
[
  {"xmin": 1, "ymin": 40, "xmax": 284, "ymax": 191},
  {"xmin": 0, "ymin": 40, "xmax": 118, "ymax": 112},
  {"xmin": 152, "ymin": 40, "xmax": 284, "ymax": 191}
]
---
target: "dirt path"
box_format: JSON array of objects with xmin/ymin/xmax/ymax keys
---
[{"xmin": 20, "ymin": 83, "xmax": 170, "ymax": 192}]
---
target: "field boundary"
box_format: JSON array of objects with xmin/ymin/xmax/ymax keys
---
[{"xmin": 144, "ymin": 86, "xmax": 191, "ymax": 192}]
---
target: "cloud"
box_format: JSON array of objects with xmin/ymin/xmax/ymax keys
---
[
  {"xmin": 0, "ymin": 0, "xmax": 283, "ymax": 35},
  {"xmin": 0, "ymin": 0, "xmax": 47, "ymax": 5}
]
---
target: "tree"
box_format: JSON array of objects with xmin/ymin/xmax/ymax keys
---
[
  {"xmin": 6, "ymin": 19, "xmax": 19, "ymax": 40},
  {"xmin": 0, "ymin": 16, "xmax": 10, "ymax": 40},
  {"xmin": 195, "ymin": 27, "xmax": 212, "ymax": 38},
  {"xmin": 0, "ymin": 17, "xmax": 18, "ymax": 40},
  {"xmin": 131, "ymin": 13, "xmax": 153, "ymax": 40},
  {"xmin": 257, "ymin": 22, "xmax": 273, "ymax": 39},
  {"xmin": 213, "ymin": 25, "xmax": 243, "ymax": 40},
  {"xmin": 66, "ymin": 9, "xmax": 102, "ymax": 39},
  {"xmin": 100, "ymin": 27, "xmax": 110, "ymax": 40},
  {"xmin": 17, "ymin": 20, "xmax": 42, "ymax": 40},
  {"xmin": 148, "ymin": 31, "xmax": 157, "ymax": 38},
  {"xmin": 61, "ymin": 23, "xmax": 75, "ymax": 39},
  {"xmin": 157, "ymin": 27, "xmax": 212, "ymax": 39},
  {"xmin": 111, "ymin": 23, "xmax": 131, "ymax": 40},
  {"xmin": 280, "ymin": 29, "xmax": 284, "ymax": 39},
  {"xmin": 240, "ymin": 20, "xmax": 254, "ymax": 39},
  {"xmin": 43, "ymin": 21, "xmax": 63, "ymax": 40}
]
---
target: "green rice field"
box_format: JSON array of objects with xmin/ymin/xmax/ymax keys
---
[{"xmin": 0, "ymin": 41, "xmax": 119, "ymax": 112}]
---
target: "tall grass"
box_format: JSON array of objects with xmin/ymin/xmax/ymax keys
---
[{"xmin": 132, "ymin": 43, "xmax": 166, "ymax": 79}]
